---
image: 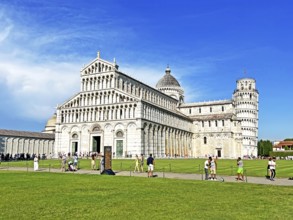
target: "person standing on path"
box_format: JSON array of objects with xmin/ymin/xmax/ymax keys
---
[
  {"xmin": 73, "ymin": 153, "xmax": 78, "ymax": 170},
  {"xmin": 134, "ymin": 155, "xmax": 139, "ymax": 173},
  {"xmin": 34, "ymin": 155, "xmax": 39, "ymax": 171},
  {"xmin": 204, "ymin": 158, "xmax": 210, "ymax": 180},
  {"xmin": 267, "ymin": 157, "xmax": 272, "ymax": 178},
  {"xmin": 140, "ymin": 154, "xmax": 144, "ymax": 173},
  {"xmin": 100, "ymin": 155, "xmax": 105, "ymax": 174},
  {"xmin": 236, "ymin": 157, "xmax": 244, "ymax": 181},
  {"xmin": 61, "ymin": 154, "xmax": 66, "ymax": 172},
  {"xmin": 147, "ymin": 154, "xmax": 155, "ymax": 177},
  {"xmin": 209, "ymin": 156, "xmax": 216, "ymax": 180},
  {"xmin": 270, "ymin": 157, "xmax": 276, "ymax": 181},
  {"xmin": 91, "ymin": 154, "xmax": 96, "ymax": 170}
]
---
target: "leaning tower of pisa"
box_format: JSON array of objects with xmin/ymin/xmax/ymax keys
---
[{"xmin": 233, "ymin": 78, "xmax": 259, "ymax": 157}]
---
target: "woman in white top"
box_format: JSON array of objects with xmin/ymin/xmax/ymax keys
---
[
  {"xmin": 270, "ymin": 157, "xmax": 276, "ymax": 181},
  {"xmin": 34, "ymin": 155, "xmax": 39, "ymax": 171}
]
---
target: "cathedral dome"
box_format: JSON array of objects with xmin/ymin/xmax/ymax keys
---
[
  {"xmin": 43, "ymin": 114, "xmax": 56, "ymax": 134},
  {"xmin": 156, "ymin": 67, "xmax": 181, "ymax": 88}
]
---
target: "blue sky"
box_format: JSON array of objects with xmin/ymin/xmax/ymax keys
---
[{"xmin": 0, "ymin": 0, "xmax": 292, "ymax": 140}]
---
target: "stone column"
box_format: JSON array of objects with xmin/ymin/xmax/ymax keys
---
[
  {"xmin": 161, "ymin": 127, "xmax": 165, "ymax": 157},
  {"xmin": 153, "ymin": 126, "xmax": 157, "ymax": 157}
]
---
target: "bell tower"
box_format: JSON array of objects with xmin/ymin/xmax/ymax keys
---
[{"xmin": 233, "ymin": 78, "xmax": 259, "ymax": 157}]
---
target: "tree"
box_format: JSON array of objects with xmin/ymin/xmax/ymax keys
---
[{"xmin": 257, "ymin": 140, "xmax": 273, "ymax": 156}]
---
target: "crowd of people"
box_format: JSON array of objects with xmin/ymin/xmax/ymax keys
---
[
  {"xmin": 58, "ymin": 152, "xmax": 107, "ymax": 173},
  {"xmin": 0, "ymin": 153, "xmax": 49, "ymax": 161},
  {"xmin": 12, "ymin": 150, "xmax": 277, "ymax": 180},
  {"xmin": 55, "ymin": 152, "xmax": 278, "ymax": 181},
  {"xmin": 59, "ymin": 152, "xmax": 79, "ymax": 172},
  {"xmin": 203, "ymin": 156, "xmax": 277, "ymax": 182}
]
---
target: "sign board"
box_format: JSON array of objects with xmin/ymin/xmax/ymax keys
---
[{"xmin": 104, "ymin": 146, "xmax": 112, "ymax": 170}]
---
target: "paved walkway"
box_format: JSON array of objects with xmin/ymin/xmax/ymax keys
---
[{"xmin": 1, "ymin": 166, "xmax": 292, "ymax": 186}]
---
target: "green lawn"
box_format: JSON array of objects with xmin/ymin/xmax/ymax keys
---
[
  {"xmin": 1, "ymin": 158, "xmax": 293, "ymax": 177},
  {"xmin": 0, "ymin": 171, "xmax": 292, "ymax": 220}
]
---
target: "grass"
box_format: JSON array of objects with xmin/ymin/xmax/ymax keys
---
[
  {"xmin": 0, "ymin": 171, "xmax": 292, "ymax": 220},
  {"xmin": 1, "ymin": 158, "xmax": 292, "ymax": 177}
]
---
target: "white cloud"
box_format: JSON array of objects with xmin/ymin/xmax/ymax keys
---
[
  {"xmin": 0, "ymin": 23, "xmax": 13, "ymax": 42},
  {"xmin": 0, "ymin": 7, "xmax": 84, "ymax": 121},
  {"xmin": 120, "ymin": 65, "xmax": 163, "ymax": 88},
  {"xmin": 0, "ymin": 56, "xmax": 81, "ymax": 120},
  {"xmin": 0, "ymin": 2, "xmax": 225, "ymax": 124},
  {"xmin": 120, "ymin": 63, "xmax": 208, "ymax": 103},
  {"xmin": 0, "ymin": 9, "xmax": 13, "ymax": 42}
]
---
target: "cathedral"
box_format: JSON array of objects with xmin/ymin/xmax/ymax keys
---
[{"xmin": 55, "ymin": 52, "xmax": 259, "ymax": 159}]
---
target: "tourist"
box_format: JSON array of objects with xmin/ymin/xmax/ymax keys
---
[
  {"xmin": 204, "ymin": 157, "xmax": 210, "ymax": 180},
  {"xmin": 100, "ymin": 155, "xmax": 105, "ymax": 174},
  {"xmin": 236, "ymin": 157, "xmax": 244, "ymax": 181},
  {"xmin": 267, "ymin": 157, "xmax": 272, "ymax": 178},
  {"xmin": 209, "ymin": 156, "xmax": 216, "ymax": 180},
  {"xmin": 91, "ymin": 154, "xmax": 96, "ymax": 170},
  {"xmin": 34, "ymin": 155, "xmax": 39, "ymax": 171},
  {"xmin": 270, "ymin": 157, "xmax": 276, "ymax": 181},
  {"xmin": 147, "ymin": 154, "xmax": 155, "ymax": 177},
  {"xmin": 134, "ymin": 154, "xmax": 139, "ymax": 173},
  {"xmin": 73, "ymin": 153, "xmax": 78, "ymax": 170},
  {"xmin": 140, "ymin": 154, "xmax": 144, "ymax": 172},
  {"xmin": 61, "ymin": 153, "xmax": 67, "ymax": 172}
]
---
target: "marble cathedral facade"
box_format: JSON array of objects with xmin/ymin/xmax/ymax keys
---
[{"xmin": 55, "ymin": 53, "xmax": 258, "ymax": 158}]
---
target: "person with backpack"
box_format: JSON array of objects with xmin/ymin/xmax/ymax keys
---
[{"xmin": 147, "ymin": 154, "xmax": 155, "ymax": 177}]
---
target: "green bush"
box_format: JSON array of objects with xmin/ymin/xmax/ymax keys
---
[{"xmin": 269, "ymin": 151, "xmax": 293, "ymax": 157}]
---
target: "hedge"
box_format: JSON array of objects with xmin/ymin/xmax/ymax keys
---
[{"xmin": 269, "ymin": 151, "xmax": 293, "ymax": 157}]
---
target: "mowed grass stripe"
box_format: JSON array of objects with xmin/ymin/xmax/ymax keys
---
[{"xmin": 0, "ymin": 172, "xmax": 292, "ymax": 219}]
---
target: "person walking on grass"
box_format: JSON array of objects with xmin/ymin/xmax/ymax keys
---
[
  {"xmin": 147, "ymin": 154, "xmax": 155, "ymax": 177},
  {"xmin": 269, "ymin": 157, "xmax": 276, "ymax": 181},
  {"xmin": 236, "ymin": 157, "xmax": 244, "ymax": 181},
  {"xmin": 134, "ymin": 154, "xmax": 140, "ymax": 173}
]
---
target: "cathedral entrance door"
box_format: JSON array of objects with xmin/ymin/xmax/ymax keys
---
[
  {"xmin": 72, "ymin": 142, "xmax": 78, "ymax": 154},
  {"xmin": 217, "ymin": 149, "xmax": 222, "ymax": 158},
  {"xmin": 116, "ymin": 140, "xmax": 123, "ymax": 158},
  {"xmin": 92, "ymin": 136, "xmax": 101, "ymax": 154}
]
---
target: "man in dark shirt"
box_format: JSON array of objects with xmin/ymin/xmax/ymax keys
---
[{"xmin": 147, "ymin": 154, "xmax": 155, "ymax": 177}]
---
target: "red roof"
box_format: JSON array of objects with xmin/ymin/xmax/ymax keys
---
[{"xmin": 275, "ymin": 141, "xmax": 293, "ymax": 147}]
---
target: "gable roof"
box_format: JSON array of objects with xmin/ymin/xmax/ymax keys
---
[
  {"xmin": 0, "ymin": 129, "xmax": 55, "ymax": 140},
  {"xmin": 274, "ymin": 141, "xmax": 293, "ymax": 147}
]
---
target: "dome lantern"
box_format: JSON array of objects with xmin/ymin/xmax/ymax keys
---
[{"xmin": 156, "ymin": 66, "xmax": 184, "ymax": 103}]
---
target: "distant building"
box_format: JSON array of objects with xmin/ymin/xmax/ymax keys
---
[
  {"xmin": 54, "ymin": 53, "xmax": 259, "ymax": 158},
  {"xmin": 273, "ymin": 141, "xmax": 293, "ymax": 151},
  {"xmin": 0, "ymin": 129, "xmax": 55, "ymax": 157}
]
